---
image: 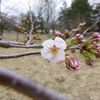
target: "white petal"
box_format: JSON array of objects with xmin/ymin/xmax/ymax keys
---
[
  {"xmin": 48, "ymin": 50, "xmax": 65, "ymax": 63},
  {"xmin": 54, "ymin": 37, "xmax": 66, "ymax": 49},
  {"xmin": 41, "ymin": 49, "xmax": 52, "ymax": 59},
  {"xmin": 56, "ymin": 50, "xmax": 65, "ymax": 62},
  {"xmin": 42, "ymin": 39, "xmax": 54, "ymax": 49},
  {"xmin": 48, "ymin": 55, "xmax": 58, "ymax": 63}
]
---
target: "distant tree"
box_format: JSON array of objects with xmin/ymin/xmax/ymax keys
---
[
  {"xmin": 92, "ymin": 3, "xmax": 100, "ymax": 32},
  {"xmin": 58, "ymin": 0, "xmax": 92, "ymax": 30},
  {"xmin": 0, "ymin": 0, "xmax": 19, "ymax": 36},
  {"xmin": 58, "ymin": 1, "xmax": 71, "ymax": 31},
  {"xmin": 43, "ymin": 0, "xmax": 59, "ymax": 35},
  {"xmin": 33, "ymin": 0, "xmax": 61, "ymax": 35}
]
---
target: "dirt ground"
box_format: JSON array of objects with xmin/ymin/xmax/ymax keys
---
[{"xmin": 0, "ymin": 32, "xmax": 100, "ymax": 100}]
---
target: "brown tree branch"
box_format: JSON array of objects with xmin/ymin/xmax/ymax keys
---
[
  {"xmin": 0, "ymin": 51, "xmax": 40, "ymax": 59},
  {"xmin": 0, "ymin": 40, "xmax": 42, "ymax": 48},
  {"xmin": 0, "ymin": 66, "xmax": 69, "ymax": 100},
  {"xmin": 0, "ymin": 45, "xmax": 83, "ymax": 59}
]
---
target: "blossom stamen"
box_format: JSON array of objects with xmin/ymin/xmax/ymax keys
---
[{"xmin": 50, "ymin": 45, "xmax": 59, "ymax": 55}]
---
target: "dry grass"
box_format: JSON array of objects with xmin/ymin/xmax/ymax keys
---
[{"xmin": 0, "ymin": 32, "xmax": 100, "ymax": 100}]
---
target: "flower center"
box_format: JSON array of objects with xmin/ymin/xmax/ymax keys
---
[{"xmin": 50, "ymin": 45, "xmax": 58, "ymax": 55}]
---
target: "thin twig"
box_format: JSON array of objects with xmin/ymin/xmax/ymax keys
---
[
  {"xmin": 82, "ymin": 20, "xmax": 100, "ymax": 36},
  {"xmin": 33, "ymin": 2, "xmax": 47, "ymax": 23},
  {"xmin": 66, "ymin": 44, "xmax": 82, "ymax": 50},
  {"xmin": 0, "ymin": 66, "xmax": 69, "ymax": 100}
]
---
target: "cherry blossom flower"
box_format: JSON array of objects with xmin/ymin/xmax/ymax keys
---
[{"xmin": 41, "ymin": 37, "xmax": 66, "ymax": 64}]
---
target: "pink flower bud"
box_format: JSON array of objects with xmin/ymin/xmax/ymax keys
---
[
  {"xmin": 81, "ymin": 39, "xmax": 86, "ymax": 43},
  {"xmin": 86, "ymin": 57, "xmax": 94, "ymax": 67},
  {"xmin": 24, "ymin": 32, "xmax": 28, "ymax": 35},
  {"xmin": 65, "ymin": 57, "xmax": 80, "ymax": 70},
  {"xmin": 76, "ymin": 34, "xmax": 80, "ymax": 37},
  {"xmin": 95, "ymin": 38, "xmax": 100, "ymax": 42},
  {"xmin": 55, "ymin": 31, "xmax": 62, "ymax": 36},
  {"xmin": 72, "ymin": 29, "xmax": 78, "ymax": 32},
  {"xmin": 92, "ymin": 32, "xmax": 100, "ymax": 38},
  {"xmin": 76, "ymin": 34, "xmax": 83, "ymax": 39},
  {"xmin": 37, "ymin": 24, "xmax": 41, "ymax": 27},
  {"xmin": 93, "ymin": 41, "xmax": 97, "ymax": 45},
  {"xmin": 18, "ymin": 26, "xmax": 22, "ymax": 29},
  {"xmin": 64, "ymin": 30, "xmax": 69, "ymax": 34},
  {"xmin": 79, "ymin": 23, "xmax": 85, "ymax": 27},
  {"xmin": 97, "ymin": 47, "xmax": 100, "ymax": 50},
  {"xmin": 95, "ymin": 44, "xmax": 100, "ymax": 47},
  {"xmin": 97, "ymin": 47, "xmax": 100, "ymax": 52},
  {"xmin": 21, "ymin": 18, "xmax": 27, "ymax": 22},
  {"xmin": 23, "ymin": 18, "xmax": 27, "ymax": 21}
]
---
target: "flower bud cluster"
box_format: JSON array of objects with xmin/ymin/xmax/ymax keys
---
[
  {"xmin": 33, "ymin": 34, "xmax": 41, "ymax": 41},
  {"xmin": 21, "ymin": 18, "xmax": 30, "ymax": 24},
  {"xmin": 67, "ymin": 34, "xmax": 86, "ymax": 48},
  {"xmin": 14, "ymin": 18, "xmax": 41, "ymax": 44},
  {"xmin": 65, "ymin": 56, "xmax": 80, "ymax": 71},
  {"xmin": 75, "ymin": 34, "xmax": 86, "ymax": 44},
  {"xmin": 82, "ymin": 51, "xmax": 94, "ymax": 67},
  {"xmin": 15, "ymin": 23, "xmax": 27, "ymax": 34},
  {"xmin": 54, "ymin": 22, "xmax": 85, "ymax": 40},
  {"xmin": 83, "ymin": 32, "xmax": 100, "ymax": 58}
]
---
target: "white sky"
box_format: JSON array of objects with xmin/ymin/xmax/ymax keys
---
[{"xmin": 1, "ymin": 0, "xmax": 100, "ymax": 16}]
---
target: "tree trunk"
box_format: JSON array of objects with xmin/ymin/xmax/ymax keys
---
[
  {"xmin": 0, "ymin": 24, "xmax": 3, "ymax": 37},
  {"xmin": 52, "ymin": 26, "xmax": 55, "ymax": 35}
]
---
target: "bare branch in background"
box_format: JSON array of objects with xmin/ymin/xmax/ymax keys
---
[
  {"xmin": 33, "ymin": 1, "xmax": 47, "ymax": 23},
  {"xmin": 26, "ymin": 0, "xmax": 47, "ymax": 45},
  {"xmin": 26, "ymin": 0, "xmax": 34, "ymax": 45},
  {"xmin": 82, "ymin": 20, "xmax": 100, "ymax": 36},
  {"xmin": 0, "ymin": 66, "xmax": 69, "ymax": 100}
]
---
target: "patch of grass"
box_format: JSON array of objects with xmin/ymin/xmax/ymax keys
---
[
  {"xmin": 5, "ymin": 87, "xmax": 10, "ymax": 90},
  {"xmin": 34, "ymin": 71, "xmax": 39, "ymax": 73},
  {"xmin": 10, "ymin": 99, "xmax": 16, "ymax": 100},
  {"xmin": 6, "ymin": 93, "xmax": 10, "ymax": 95},
  {"xmin": 57, "ymin": 88, "xmax": 66, "ymax": 93},
  {"xmin": 75, "ymin": 75, "xmax": 80, "ymax": 80},
  {"xmin": 0, "ymin": 97, "xmax": 3, "ymax": 99},
  {"xmin": 55, "ymin": 78, "xmax": 65, "ymax": 84},
  {"xmin": 33, "ymin": 62, "xmax": 37, "ymax": 65},
  {"xmin": 14, "ymin": 68, "xmax": 20, "ymax": 70}
]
